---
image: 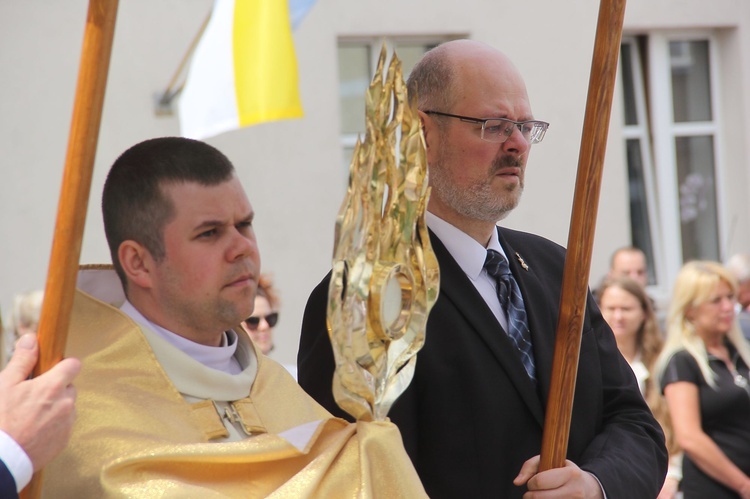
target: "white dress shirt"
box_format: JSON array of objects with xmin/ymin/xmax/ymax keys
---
[{"xmin": 426, "ymin": 212, "xmax": 510, "ymax": 330}]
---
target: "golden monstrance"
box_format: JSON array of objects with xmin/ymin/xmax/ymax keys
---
[{"xmin": 327, "ymin": 47, "xmax": 439, "ymax": 422}]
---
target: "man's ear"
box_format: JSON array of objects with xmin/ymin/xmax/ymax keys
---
[
  {"xmin": 417, "ymin": 110, "xmax": 431, "ymax": 148},
  {"xmin": 418, "ymin": 110, "xmax": 440, "ymax": 168},
  {"xmin": 118, "ymin": 240, "xmax": 155, "ymax": 289}
]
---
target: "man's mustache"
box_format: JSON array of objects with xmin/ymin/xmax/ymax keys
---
[{"xmin": 491, "ymin": 155, "xmax": 523, "ymax": 172}]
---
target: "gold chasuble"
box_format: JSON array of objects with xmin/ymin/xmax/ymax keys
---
[{"xmin": 41, "ymin": 270, "xmax": 426, "ymax": 498}]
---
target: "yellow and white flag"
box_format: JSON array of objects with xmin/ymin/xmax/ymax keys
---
[{"xmin": 179, "ymin": 0, "xmax": 303, "ymax": 139}]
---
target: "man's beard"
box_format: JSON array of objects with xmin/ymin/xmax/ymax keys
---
[{"xmin": 430, "ymin": 154, "xmax": 524, "ymax": 223}]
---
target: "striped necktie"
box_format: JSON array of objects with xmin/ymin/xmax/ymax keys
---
[{"xmin": 484, "ymin": 249, "xmax": 536, "ymax": 381}]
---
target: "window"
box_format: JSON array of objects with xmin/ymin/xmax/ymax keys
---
[
  {"xmin": 337, "ymin": 37, "xmax": 461, "ymax": 170},
  {"xmin": 668, "ymin": 40, "xmax": 720, "ymax": 263},
  {"xmin": 620, "ymin": 33, "xmax": 722, "ymax": 289},
  {"xmin": 619, "ymin": 39, "xmax": 659, "ymax": 285}
]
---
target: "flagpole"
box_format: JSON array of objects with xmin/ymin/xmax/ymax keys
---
[
  {"xmin": 539, "ymin": 0, "xmax": 626, "ymax": 471},
  {"xmin": 21, "ymin": 0, "xmax": 119, "ymax": 497},
  {"xmin": 155, "ymin": 8, "xmax": 211, "ymax": 114}
]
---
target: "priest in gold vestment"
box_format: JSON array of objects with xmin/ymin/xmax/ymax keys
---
[{"xmin": 40, "ymin": 137, "xmax": 426, "ymax": 498}]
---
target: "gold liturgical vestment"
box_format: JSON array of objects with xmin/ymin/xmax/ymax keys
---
[{"xmin": 41, "ymin": 271, "xmax": 426, "ymax": 498}]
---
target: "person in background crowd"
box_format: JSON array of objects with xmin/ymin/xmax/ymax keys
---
[
  {"xmin": 726, "ymin": 253, "xmax": 750, "ymax": 341},
  {"xmin": 242, "ymin": 274, "xmax": 279, "ymax": 356},
  {"xmin": 596, "ymin": 276, "xmax": 681, "ymax": 498},
  {"xmin": 3, "ymin": 290, "xmax": 44, "ymax": 364},
  {"xmin": 658, "ymin": 261, "xmax": 750, "ymax": 498},
  {"xmin": 606, "ymin": 246, "xmax": 667, "ymax": 329},
  {"xmin": 608, "ymin": 246, "xmax": 649, "ymax": 288},
  {"xmin": 241, "ymin": 274, "xmax": 296, "ymax": 379}
]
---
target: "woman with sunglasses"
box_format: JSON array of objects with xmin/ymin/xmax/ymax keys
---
[
  {"xmin": 243, "ymin": 274, "xmax": 280, "ymax": 355},
  {"xmin": 242, "ymin": 274, "xmax": 297, "ymax": 379}
]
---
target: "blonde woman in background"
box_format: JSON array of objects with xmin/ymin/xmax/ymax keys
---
[
  {"xmin": 3, "ymin": 290, "xmax": 43, "ymax": 364},
  {"xmin": 657, "ymin": 261, "xmax": 750, "ymax": 498},
  {"xmin": 597, "ymin": 277, "xmax": 681, "ymax": 498}
]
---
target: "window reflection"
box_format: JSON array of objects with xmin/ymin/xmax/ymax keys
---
[
  {"xmin": 670, "ymin": 40, "xmax": 712, "ymax": 123},
  {"xmin": 338, "ymin": 45, "xmax": 370, "ymax": 135},
  {"xmin": 675, "ymin": 135, "xmax": 718, "ymax": 261}
]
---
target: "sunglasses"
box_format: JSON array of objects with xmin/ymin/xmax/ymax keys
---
[{"xmin": 244, "ymin": 312, "xmax": 279, "ymax": 329}]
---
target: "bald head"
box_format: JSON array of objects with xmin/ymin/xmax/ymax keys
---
[
  {"xmin": 407, "ymin": 40, "xmax": 528, "ymax": 115},
  {"xmin": 608, "ymin": 247, "xmax": 649, "ymax": 288}
]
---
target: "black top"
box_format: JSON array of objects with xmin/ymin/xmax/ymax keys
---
[{"xmin": 661, "ymin": 346, "xmax": 750, "ymax": 498}]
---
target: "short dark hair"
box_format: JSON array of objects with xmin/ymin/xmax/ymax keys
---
[{"xmin": 102, "ymin": 137, "xmax": 236, "ymax": 288}]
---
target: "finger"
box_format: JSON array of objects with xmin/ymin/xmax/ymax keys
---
[
  {"xmin": 527, "ymin": 460, "xmax": 587, "ymax": 493},
  {"xmin": 514, "ymin": 455, "xmax": 541, "ymax": 485},
  {"xmin": 0, "ymin": 333, "xmax": 39, "ymax": 385},
  {"xmin": 45, "ymin": 357, "xmax": 82, "ymax": 386},
  {"xmin": 527, "ymin": 466, "xmax": 567, "ymax": 492}
]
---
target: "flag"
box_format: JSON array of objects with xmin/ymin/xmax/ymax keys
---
[
  {"xmin": 289, "ymin": 0, "xmax": 317, "ymax": 29},
  {"xmin": 179, "ymin": 0, "xmax": 304, "ymax": 139}
]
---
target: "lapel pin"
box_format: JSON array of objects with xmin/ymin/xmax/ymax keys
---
[{"xmin": 515, "ymin": 252, "xmax": 529, "ymax": 271}]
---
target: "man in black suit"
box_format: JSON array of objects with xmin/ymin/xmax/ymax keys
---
[
  {"xmin": 298, "ymin": 39, "xmax": 667, "ymax": 498},
  {"xmin": 0, "ymin": 334, "xmax": 79, "ymax": 498}
]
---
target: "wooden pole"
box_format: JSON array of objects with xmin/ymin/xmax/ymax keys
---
[
  {"xmin": 22, "ymin": 0, "xmax": 119, "ymax": 497},
  {"xmin": 539, "ymin": 0, "xmax": 626, "ymax": 471}
]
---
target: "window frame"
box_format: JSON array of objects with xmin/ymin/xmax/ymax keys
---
[
  {"xmin": 337, "ymin": 35, "xmax": 464, "ymax": 170},
  {"xmin": 620, "ymin": 36, "xmax": 663, "ymax": 288},
  {"xmin": 647, "ymin": 31, "xmax": 725, "ymax": 286},
  {"xmin": 620, "ymin": 31, "xmax": 725, "ymax": 295}
]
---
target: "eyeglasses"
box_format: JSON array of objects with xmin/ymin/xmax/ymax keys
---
[
  {"xmin": 424, "ymin": 110, "xmax": 549, "ymax": 144},
  {"xmin": 244, "ymin": 312, "xmax": 279, "ymax": 329}
]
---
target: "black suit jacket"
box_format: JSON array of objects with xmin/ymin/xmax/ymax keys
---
[
  {"xmin": 0, "ymin": 459, "xmax": 19, "ymax": 499},
  {"xmin": 298, "ymin": 227, "xmax": 667, "ymax": 498}
]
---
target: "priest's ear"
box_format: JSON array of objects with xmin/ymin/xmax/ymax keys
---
[{"xmin": 118, "ymin": 240, "xmax": 155, "ymax": 290}]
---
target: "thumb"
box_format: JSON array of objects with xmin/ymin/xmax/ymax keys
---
[
  {"xmin": 514, "ymin": 454, "xmax": 541, "ymax": 486},
  {"xmin": 1, "ymin": 334, "xmax": 39, "ymax": 385}
]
